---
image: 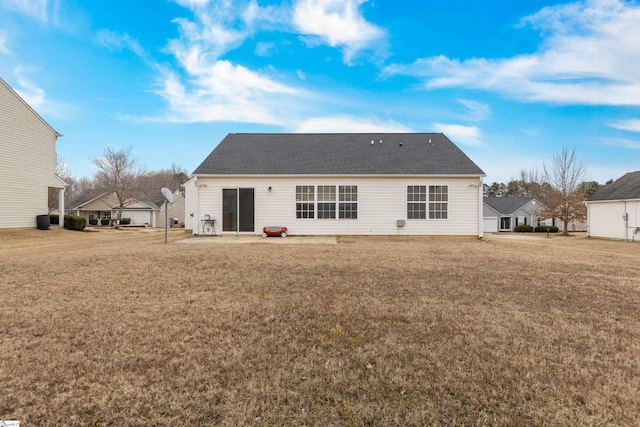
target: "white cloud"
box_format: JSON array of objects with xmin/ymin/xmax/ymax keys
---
[
  {"xmin": 608, "ymin": 119, "xmax": 640, "ymax": 133},
  {"xmin": 168, "ymin": 0, "xmax": 284, "ymax": 60},
  {"xmin": 2, "ymin": 0, "xmax": 59, "ymax": 24},
  {"xmin": 13, "ymin": 69, "xmax": 45, "ymax": 107},
  {"xmin": 0, "ymin": 32, "xmax": 11, "ymax": 54},
  {"xmin": 95, "ymin": 30, "xmax": 145, "ymax": 57},
  {"xmin": 295, "ymin": 115, "xmax": 412, "ymax": 133},
  {"xmin": 9, "ymin": 67, "xmax": 72, "ymax": 119},
  {"xmin": 457, "ymin": 99, "xmax": 491, "ymax": 122},
  {"xmin": 292, "ymin": 0, "xmax": 385, "ymax": 64},
  {"xmin": 602, "ymin": 137, "xmax": 640, "ymax": 149},
  {"xmin": 383, "ymin": 0, "xmax": 640, "ymax": 106},
  {"xmin": 154, "ymin": 1, "xmax": 305, "ymax": 124},
  {"xmin": 433, "ymin": 123, "xmax": 483, "ymax": 146},
  {"xmin": 254, "ymin": 41, "xmax": 275, "ymax": 57},
  {"xmin": 154, "ymin": 62, "xmax": 301, "ymax": 124}
]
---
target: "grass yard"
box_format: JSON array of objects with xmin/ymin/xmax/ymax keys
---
[{"xmin": 1, "ymin": 228, "xmax": 639, "ymax": 426}]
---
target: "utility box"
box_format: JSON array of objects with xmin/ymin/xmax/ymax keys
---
[{"xmin": 397, "ymin": 219, "xmax": 405, "ymax": 227}]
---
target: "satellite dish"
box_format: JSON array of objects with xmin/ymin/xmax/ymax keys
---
[{"xmin": 161, "ymin": 187, "xmax": 174, "ymax": 204}]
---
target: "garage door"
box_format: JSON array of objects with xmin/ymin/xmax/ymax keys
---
[
  {"xmin": 125, "ymin": 210, "xmax": 151, "ymax": 226},
  {"xmin": 483, "ymin": 217, "xmax": 498, "ymax": 233}
]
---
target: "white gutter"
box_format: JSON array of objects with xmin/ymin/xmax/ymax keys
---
[
  {"xmin": 478, "ymin": 177, "xmax": 484, "ymax": 238},
  {"xmin": 193, "ymin": 176, "xmax": 199, "ymax": 235}
]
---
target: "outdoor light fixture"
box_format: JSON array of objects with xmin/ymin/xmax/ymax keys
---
[{"xmin": 268, "ymin": 186, "xmax": 272, "ymax": 192}]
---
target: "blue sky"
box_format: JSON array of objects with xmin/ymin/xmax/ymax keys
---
[{"xmin": 1, "ymin": 0, "xmax": 639, "ymax": 183}]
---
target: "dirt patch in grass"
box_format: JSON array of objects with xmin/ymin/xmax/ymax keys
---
[{"xmin": 1, "ymin": 229, "xmax": 640, "ymax": 425}]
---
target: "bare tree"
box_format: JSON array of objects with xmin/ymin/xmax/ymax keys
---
[
  {"xmin": 538, "ymin": 148, "xmax": 587, "ymax": 236},
  {"xmin": 137, "ymin": 163, "xmax": 189, "ymax": 192},
  {"xmin": 92, "ymin": 147, "xmax": 145, "ymax": 225}
]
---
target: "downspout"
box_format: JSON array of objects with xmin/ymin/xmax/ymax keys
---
[
  {"xmin": 58, "ymin": 186, "xmax": 66, "ymax": 227},
  {"xmin": 193, "ymin": 177, "xmax": 199, "ymax": 235},
  {"xmin": 624, "ymin": 201, "xmax": 628, "ymax": 242},
  {"xmin": 478, "ymin": 177, "xmax": 484, "ymax": 239}
]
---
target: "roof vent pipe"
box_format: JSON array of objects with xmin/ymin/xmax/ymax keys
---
[
  {"xmin": 379, "ymin": 139, "xmax": 382, "ymax": 144},
  {"xmin": 371, "ymin": 140, "xmax": 374, "ymax": 145}
]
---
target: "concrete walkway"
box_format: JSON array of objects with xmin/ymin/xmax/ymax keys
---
[{"xmin": 177, "ymin": 235, "xmax": 338, "ymax": 244}]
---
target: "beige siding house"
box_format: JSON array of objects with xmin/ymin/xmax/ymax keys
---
[
  {"xmin": 186, "ymin": 133, "xmax": 485, "ymax": 237},
  {"xmin": 586, "ymin": 171, "xmax": 640, "ymax": 241},
  {"xmin": 0, "ymin": 78, "xmax": 65, "ymax": 228},
  {"xmin": 68, "ymin": 189, "xmax": 185, "ymax": 227},
  {"xmin": 483, "ymin": 197, "xmax": 551, "ymax": 232}
]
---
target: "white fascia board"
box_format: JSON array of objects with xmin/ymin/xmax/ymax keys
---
[
  {"xmin": 585, "ymin": 198, "xmax": 640, "ymax": 204},
  {"xmin": 192, "ymin": 173, "xmax": 486, "ymax": 179}
]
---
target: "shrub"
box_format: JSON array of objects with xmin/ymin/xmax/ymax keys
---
[
  {"xmin": 120, "ymin": 217, "xmax": 131, "ymax": 225},
  {"xmin": 101, "ymin": 218, "xmax": 110, "ymax": 226},
  {"xmin": 64, "ymin": 214, "xmax": 86, "ymax": 231},
  {"xmin": 514, "ymin": 224, "xmax": 533, "ymax": 232},
  {"xmin": 89, "ymin": 219, "xmax": 99, "ymax": 226},
  {"xmin": 49, "ymin": 214, "xmax": 59, "ymax": 225},
  {"xmin": 535, "ymin": 225, "xmax": 559, "ymax": 233}
]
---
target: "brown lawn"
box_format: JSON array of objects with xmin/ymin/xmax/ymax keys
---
[{"xmin": 1, "ymin": 228, "xmax": 639, "ymax": 426}]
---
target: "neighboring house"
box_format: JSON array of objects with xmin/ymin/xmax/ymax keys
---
[
  {"xmin": 67, "ymin": 189, "xmax": 184, "ymax": 227},
  {"xmin": 555, "ymin": 217, "xmax": 587, "ymax": 233},
  {"xmin": 185, "ymin": 133, "xmax": 486, "ymax": 236},
  {"xmin": 585, "ymin": 171, "xmax": 640, "ymax": 241},
  {"xmin": 0, "ymin": 78, "xmax": 65, "ymax": 228},
  {"xmin": 148, "ymin": 189, "xmax": 186, "ymax": 228},
  {"xmin": 483, "ymin": 197, "xmax": 551, "ymax": 232}
]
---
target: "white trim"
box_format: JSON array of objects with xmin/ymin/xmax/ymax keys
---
[{"xmin": 193, "ymin": 173, "xmax": 486, "ymax": 179}]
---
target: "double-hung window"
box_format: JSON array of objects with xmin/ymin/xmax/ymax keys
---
[
  {"xmin": 407, "ymin": 185, "xmax": 427, "ymax": 219},
  {"xmin": 296, "ymin": 185, "xmax": 358, "ymax": 219},
  {"xmin": 317, "ymin": 185, "xmax": 336, "ymax": 219},
  {"xmin": 428, "ymin": 185, "xmax": 448, "ymax": 219},
  {"xmin": 407, "ymin": 185, "xmax": 448, "ymax": 219},
  {"xmin": 296, "ymin": 185, "xmax": 315, "ymax": 219},
  {"xmin": 339, "ymin": 185, "xmax": 358, "ymax": 219}
]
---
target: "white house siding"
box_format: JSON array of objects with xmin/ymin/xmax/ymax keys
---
[
  {"xmin": 192, "ymin": 176, "xmax": 482, "ymax": 236},
  {"xmin": 184, "ymin": 178, "xmax": 196, "ymax": 231},
  {"xmin": 0, "ymin": 80, "xmax": 62, "ymax": 228},
  {"xmin": 587, "ymin": 200, "xmax": 640, "ymax": 241}
]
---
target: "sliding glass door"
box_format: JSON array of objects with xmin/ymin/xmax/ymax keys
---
[{"xmin": 222, "ymin": 188, "xmax": 254, "ymax": 232}]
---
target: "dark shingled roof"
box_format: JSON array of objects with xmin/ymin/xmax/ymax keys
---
[
  {"xmin": 587, "ymin": 171, "xmax": 640, "ymax": 201},
  {"xmin": 483, "ymin": 197, "xmax": 543, "ymax": 215},
  {"xmin": 192, "ymin": 133, "xmax": 485, "ymax": 176}
]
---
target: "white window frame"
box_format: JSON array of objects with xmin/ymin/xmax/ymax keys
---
[
  {"xmin": 407, "ymin": 185, "xmax": 427, "ymax": 219},
  {"xmin": 296, "ymin": 185, "xmax": 358, "ymax": 220},
  {"xmin": 428, "ymin": 185, "xmax": 448, "ymax": 219},
  {"xmin": 407, "ymin": 185, "xmax": 449, "ymax": 220},
  {"xmin": 339, "ymin": 185, "xmax": 358, "ymax": 219},
  {"xmin": 296, "ymin": 185, "xmax": 315, "ymax": 219}
]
